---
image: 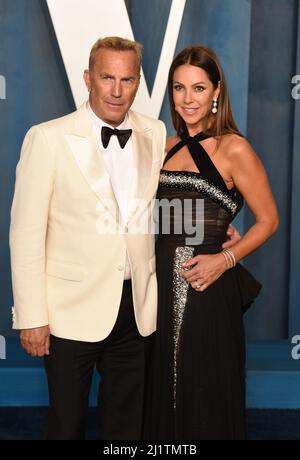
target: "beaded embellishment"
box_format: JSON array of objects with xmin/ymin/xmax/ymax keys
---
[
  {"xmin": 160, "ymin": 170, "xmax": 239, "ymax": 216},
  {"xmin": 172, "ymin": 245, "xmax": 194, "ymax": 409}
]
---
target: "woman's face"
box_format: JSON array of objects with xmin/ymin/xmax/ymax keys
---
[{"xmin": 172, "ymin": 64, "xmax": 220, "ymax": 134}]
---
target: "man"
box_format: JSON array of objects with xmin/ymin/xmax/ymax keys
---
[
  {"xmin": 10, "ymin": 36, "xmax": 166, "ymax": 440},
  {"xmin": 10, "ymin": 36, "xmax": 240, "ymax": 440}
]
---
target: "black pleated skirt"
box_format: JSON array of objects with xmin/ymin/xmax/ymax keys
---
[{"xmin": 143, "ymin": 240, "xmax": 261, "ymax": 440}]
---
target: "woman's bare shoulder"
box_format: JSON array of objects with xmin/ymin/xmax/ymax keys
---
[
  {"xmin": 220, "ymin": 134, "xmax": 255, "ymax": 159},
  {"xmin": 220, "ymin": 134, "xmax": 262, "ymax": 176}
]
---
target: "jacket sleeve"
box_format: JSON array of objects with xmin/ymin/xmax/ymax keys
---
[{"xmin": 10, "ymin": 125, "xmax": 55, "ymax": 329}]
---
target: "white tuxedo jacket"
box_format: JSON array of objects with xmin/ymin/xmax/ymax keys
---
[{"xmin": 10, "ymin": 104, "xmax": 166, "ymax": 341}]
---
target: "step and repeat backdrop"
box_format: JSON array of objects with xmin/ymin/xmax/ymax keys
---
[{"xmin": 0, "ymin": 0, "xmax": 299, "ymax": 363}]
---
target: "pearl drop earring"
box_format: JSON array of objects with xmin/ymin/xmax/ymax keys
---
[{"xmin": 212, "ymin": 99, "xmax": 218, "ymax": 114}]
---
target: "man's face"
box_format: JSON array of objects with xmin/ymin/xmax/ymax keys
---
[{"xmin": 84, "ymin": 48, "xmax": 140, "ymax": 127}]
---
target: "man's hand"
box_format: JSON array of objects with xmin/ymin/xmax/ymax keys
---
[
  {"xmin": 222, "ymin": 224, "xmax": 241, "ymax": 249},
  {"xmin": 20, "ymin": 325, "xmax": 50, "ymax": 357}
]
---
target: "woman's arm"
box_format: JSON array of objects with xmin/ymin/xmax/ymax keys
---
[
  {"xmin": 182, "ymin": 136, "xmax": 279, "ymax": 291},
  {"xmin": 225, "ymin": 137, "xmax": 279, "ymax": 262}
]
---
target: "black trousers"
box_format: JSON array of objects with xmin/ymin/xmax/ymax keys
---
[{"xmin": 44, "ymin": 280, "xmax": 149, "ymax": 440}]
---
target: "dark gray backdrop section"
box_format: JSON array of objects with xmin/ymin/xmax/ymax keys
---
[
  {"xmin": 0, "ymin": 0, "xmax": 75, "ymax": 336},
  {"xmin": 245, "ymin": 0, "xmax": 298, "ymax": 339},
  {"xmin": 289, "ymin": 1, "xmax": 300, "ymax": 338}
]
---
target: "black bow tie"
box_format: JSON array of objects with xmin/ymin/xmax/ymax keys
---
[{"xmin": 101, "ymin": 126, "xmax": 132, "ymax": 149}]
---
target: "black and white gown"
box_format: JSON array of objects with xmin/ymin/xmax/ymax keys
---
[{"xmin": 144, "ymin": 133, "xmax": 261, "ymax": 440}]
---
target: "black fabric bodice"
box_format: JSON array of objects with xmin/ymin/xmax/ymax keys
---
[{"xmin": 156, "ymin": 132, "xmax": 243, "ymax": 248}]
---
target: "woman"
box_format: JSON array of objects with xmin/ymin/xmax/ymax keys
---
[{"xmin": 144, "ymin": 45, "xmax": 278, "ymax": 440}]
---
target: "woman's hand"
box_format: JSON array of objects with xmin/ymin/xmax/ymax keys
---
[
  {"xmin": 222, "ymin": 224, "xmax": 241, "ymax": 249},
  {"xmin": 181, "ymin": 253, "xmax": 227, "ymax": 292}
]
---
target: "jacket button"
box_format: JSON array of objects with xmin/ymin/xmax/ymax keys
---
[{"xmin": 117, "ymin": 265, "xmax": 124, "ymax": 271}]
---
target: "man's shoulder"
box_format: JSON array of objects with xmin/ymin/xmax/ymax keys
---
[
  {"xmin": 36, "ymin": 106, "xmax": 81, "ymax": 132},
  {"xmin": 26, "ymin": 104, "xmax": 89, "ymax": 137},
  {"xmin": 129, "ymin": 110, "xmax": 166, "ymax": 132}
]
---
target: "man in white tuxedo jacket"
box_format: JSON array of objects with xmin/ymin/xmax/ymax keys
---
[{"xmin": 10, "ymin": 37, "xmax": 166, "ymax": 440}]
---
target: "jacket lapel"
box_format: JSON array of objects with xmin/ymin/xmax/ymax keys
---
[
  {"xmin": 127, "ymin": 110, "xmax": 154, "ymax": 220},
  {"xmin": 65, "ymin": 104, "xmax": 121, "ymax": 224},
  {"xmin": 65, "ymin": 105, "xmax": 156, "ymax": 226}
]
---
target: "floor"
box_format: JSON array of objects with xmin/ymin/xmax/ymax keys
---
[{"xmin": 1, "ymin": 408, "xmax": 300, "ymax": 440}]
